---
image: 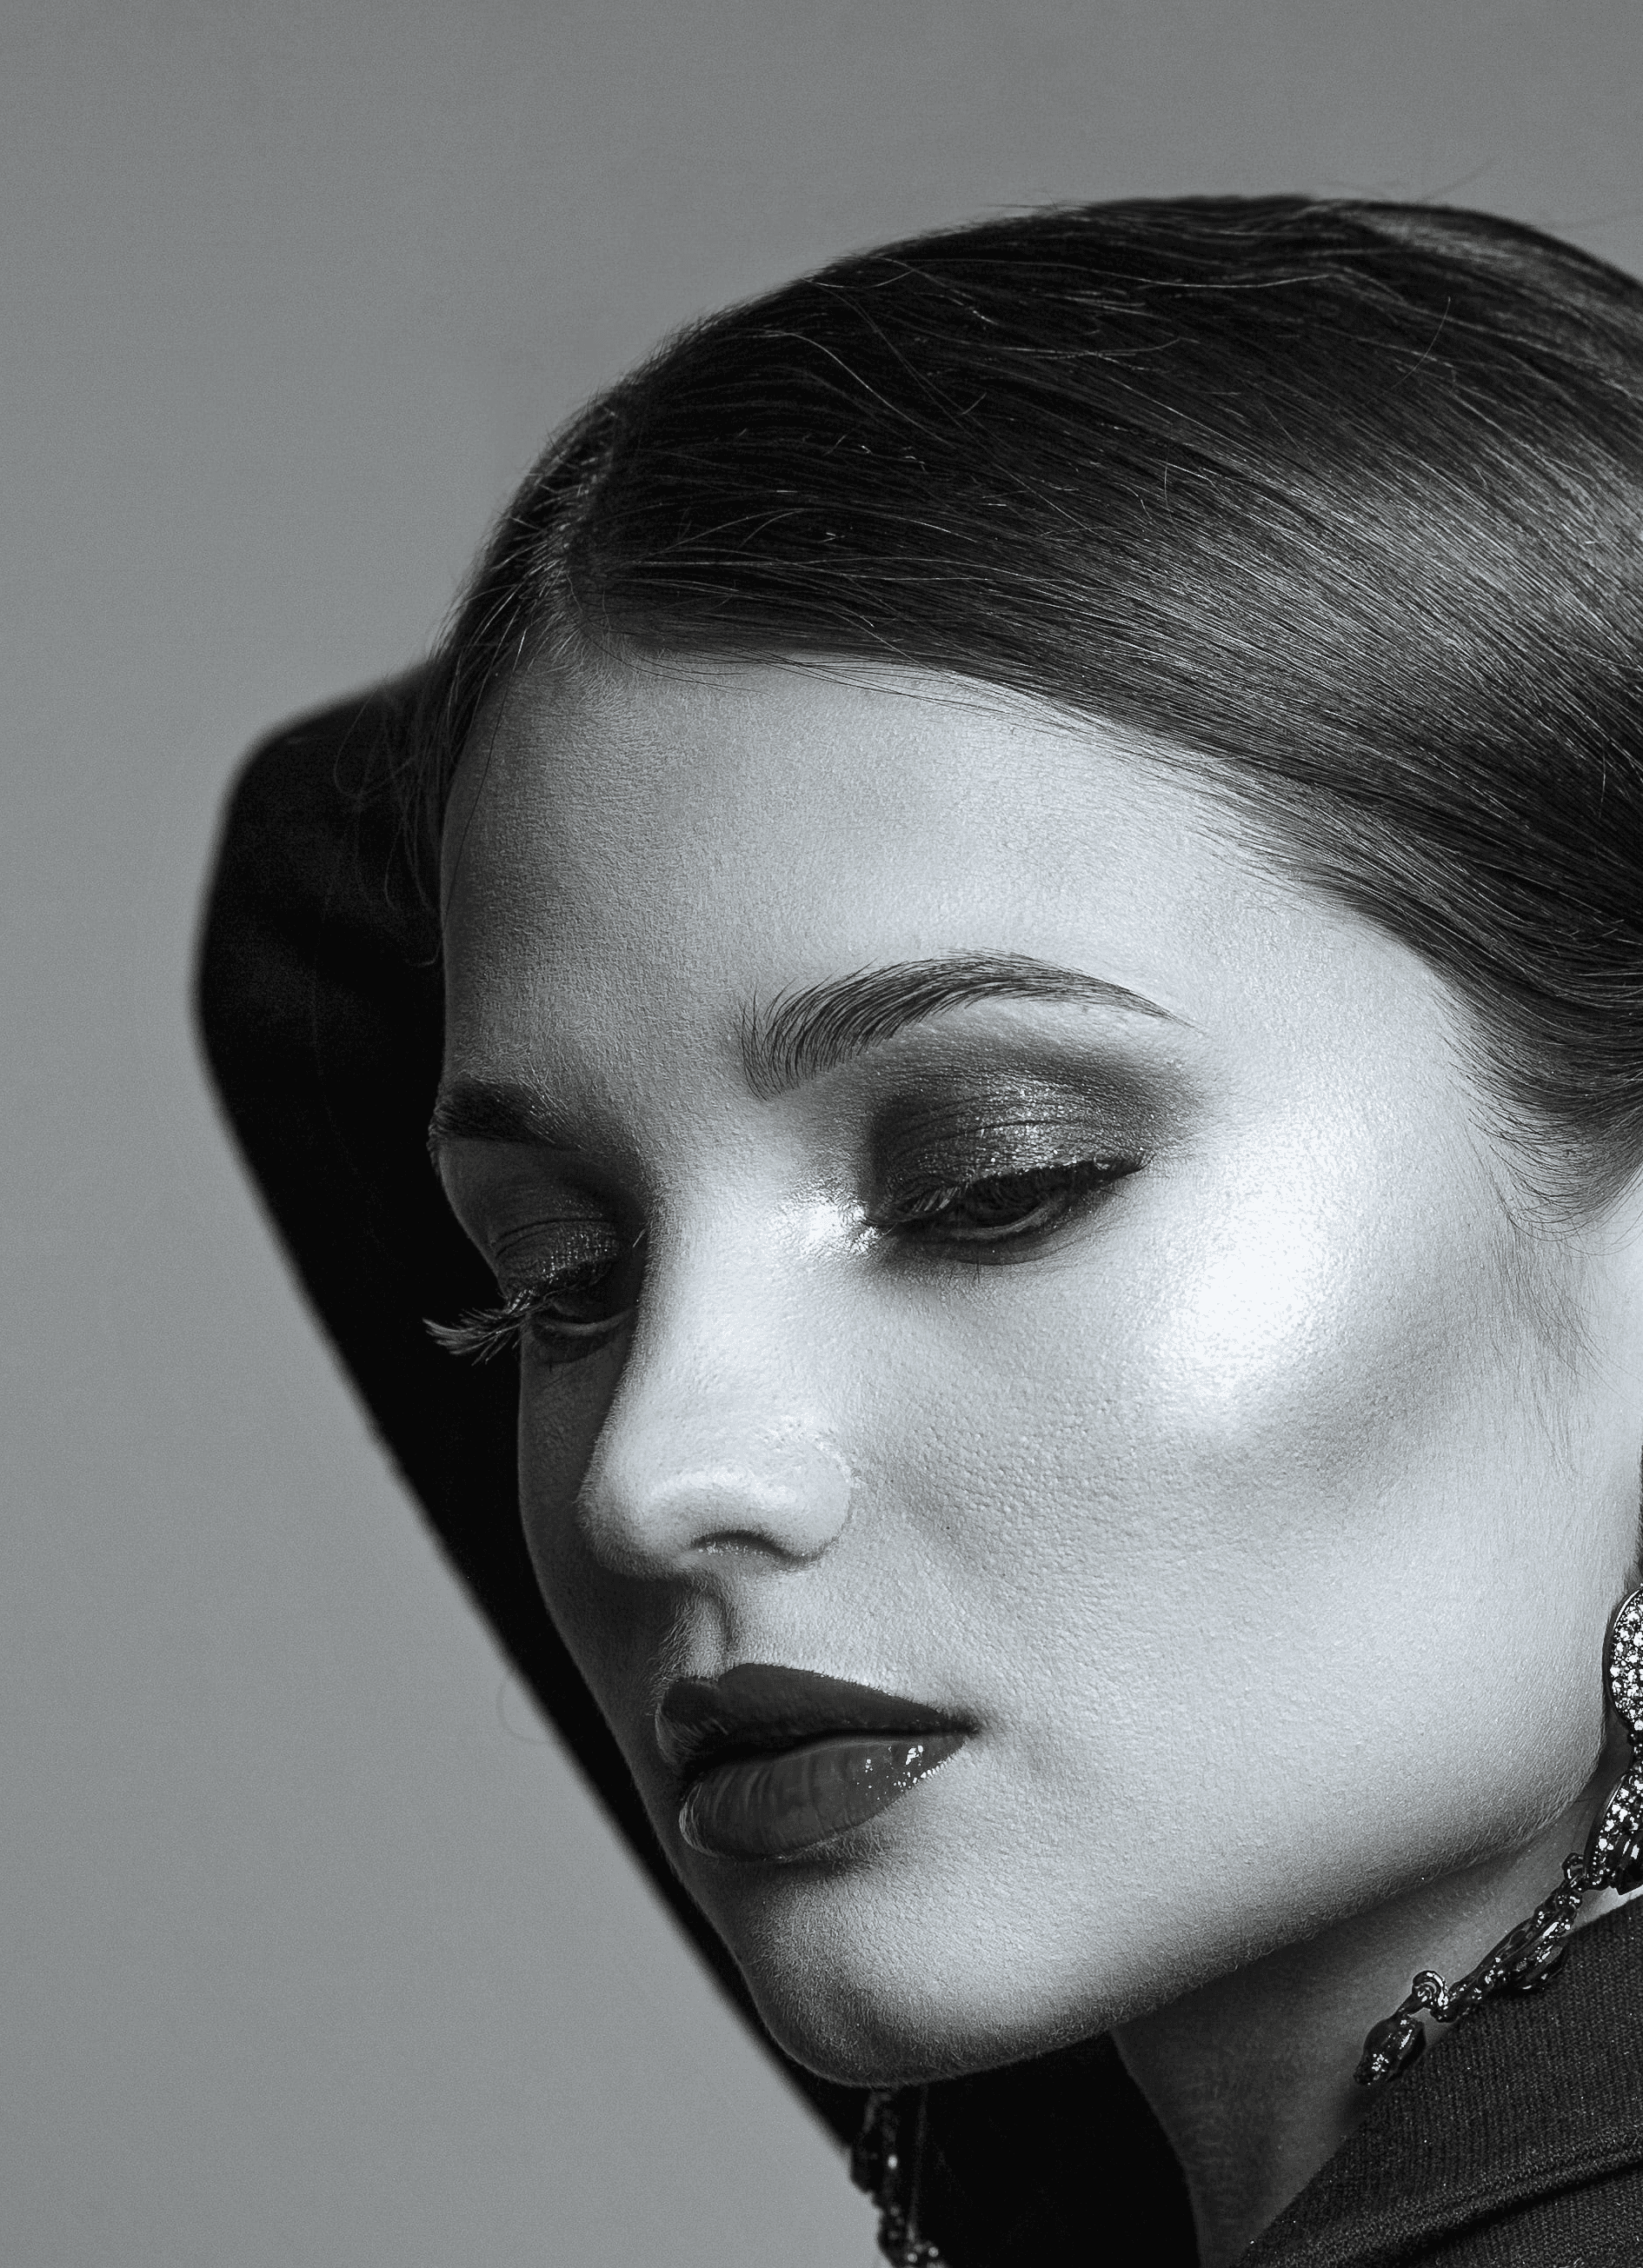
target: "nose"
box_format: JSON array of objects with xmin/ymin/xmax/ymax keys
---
[{"xmin": 573, "ymin": 1353, "xmax": 855, "ymax": 1581}]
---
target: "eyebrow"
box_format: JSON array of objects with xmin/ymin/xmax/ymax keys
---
[
  {"xmin": 739, "ymin": 952, "xmax": 1174, "ymax": 1100},
  {"xmin": 429, "ymin": 952, "xmax": 1175, "ymax": 1153},
  {"xmin": 428, "ymin": 1079, "xmax": 575, "ymax": 1154}
]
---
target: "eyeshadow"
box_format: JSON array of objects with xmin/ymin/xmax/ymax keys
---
[{"xmin": 861, "ymin": 1056, "xmax": 1183, "ymax": 1196}]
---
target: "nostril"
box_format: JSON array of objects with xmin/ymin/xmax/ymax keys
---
[
  {"xmin": 690, "ymin": 1435, "xmax": 854, "ymax": 1559},
  {"xmin": 577, "ymin": 1419, "xmax": 855, "ymax": 1573}
]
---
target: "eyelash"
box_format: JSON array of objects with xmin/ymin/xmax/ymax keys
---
[
  {"xmin": 426, "ymin": 1241, "xmax": 643, "ymax": 1369},
  {"xmin": 425, "ymin": 1286, "xmax": 602, "ymax": 1367},
  {"xmin": 429, "ymin": 1159, "xmax": 1132, "ymax": 1366},
  {"xmin": 879, "ymin": 1156, "xmax": 1134, "ymax": 1246}
]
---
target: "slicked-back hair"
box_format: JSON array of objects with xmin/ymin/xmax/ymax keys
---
[{"xmin": 412, "ymin": 196, "xmax": 1643, "ymax": 1199}]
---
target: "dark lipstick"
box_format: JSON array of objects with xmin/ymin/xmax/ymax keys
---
[{"xmin": 656, "ymin": 1664, "xmax": 969, "ymax": 1863}]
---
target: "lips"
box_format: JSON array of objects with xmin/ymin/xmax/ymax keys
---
[{"xmin": 656, "ymin": 1663, "xmax": 969, "ymax": 1862}]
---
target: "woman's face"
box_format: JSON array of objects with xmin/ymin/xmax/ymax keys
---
[{"xmin": 436, "ymin": 655, "xmax": 1643, "ymax": 2083}]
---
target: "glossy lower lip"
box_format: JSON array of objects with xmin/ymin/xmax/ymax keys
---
[{"xmin": 677, "ymin": 1730, "xmax": 968, "ymax": 1861}]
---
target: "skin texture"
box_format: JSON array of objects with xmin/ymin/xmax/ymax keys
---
[{"xmin": 435, "ymin": 655, "xmax": 1643, "ymax": 2263}]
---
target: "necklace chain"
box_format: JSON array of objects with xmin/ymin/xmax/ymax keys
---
[{"xmin": 1358, "ymin": 1586, "xmax": 1643, "ymax": 2085}]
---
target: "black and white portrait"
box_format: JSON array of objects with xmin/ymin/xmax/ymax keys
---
[{"xmin": 11, "ymin": 9, "xmax": 1643, "ymax": 2265}]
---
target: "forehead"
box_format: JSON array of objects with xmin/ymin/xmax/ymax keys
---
[
  {"xmin": 445, "ymin": 656, "xmax": 1141, "ymax": 921},
  {"xmin": 438, "ymin": 655, "xmax": 1427, "ymax": 1084}
]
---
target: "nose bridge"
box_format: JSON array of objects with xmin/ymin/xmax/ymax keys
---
[{"xmin": 573, "ymin": 1224, "xmax": 856, "ymax": 1579}]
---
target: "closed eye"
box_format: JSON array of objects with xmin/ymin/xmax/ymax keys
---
[
  {"xmin": 882, "ymin": 1157, "xmax": 1135, "ymax": 1248},
  {"xmin": 428, "ymin": 1232, "xmax": 645, "ymax": 1367}
]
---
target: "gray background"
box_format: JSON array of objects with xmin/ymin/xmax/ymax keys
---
[{"xmin": 6, "ymin": 3, "xmax": 1641, "ymax": 2262}]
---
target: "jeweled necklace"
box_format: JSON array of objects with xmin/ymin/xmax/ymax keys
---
[
  {"xmin": 852, "ymin": 2085, "xmax": 952, "ymax": 2267},
  {"xmin": 1355, "ymin": 1583, "xmax": 1643, "ymax": 2085}
]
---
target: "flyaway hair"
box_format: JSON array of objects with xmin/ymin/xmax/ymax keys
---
[{"xmin": 411, "ymin": 196, "xmax": 1643, "ymax": 1195}]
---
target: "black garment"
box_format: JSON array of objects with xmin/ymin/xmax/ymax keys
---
[
  {"xmin": 198, "ymin": 682, "xmax": 1643, "ymax": 2266},
  {"xmin": 1247, "ymin": 1901, "xmax": 1643, "ymax": 2265}
]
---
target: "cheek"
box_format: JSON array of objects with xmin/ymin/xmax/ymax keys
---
[
  {"xmin": 859, "ymin": 1134, "xmax": 1607, "ymax": 1896},
  {"xmin": 516, "ymin": 1361, "xmax": 622, "ymax": 1666},
  {"xmin": 1116, "ymin": 1167, "xmax": 1462, "ymax": 1529},
  {"xmin": 889, "ymin": 1142, "xmax": 1490, "ymax": 1600}
]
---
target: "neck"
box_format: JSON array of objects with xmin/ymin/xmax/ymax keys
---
[{"xmin": 1112, "ymin": 1763, "xmax": 1635, "ymax": 2267}]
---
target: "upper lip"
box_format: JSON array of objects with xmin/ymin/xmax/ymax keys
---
[{"xmin": 655, "ymin": 1663, "xmax": 968, "ymax": 1779}]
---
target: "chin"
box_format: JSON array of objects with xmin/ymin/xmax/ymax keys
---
[
  {"xmin": 712, "ymin": 1878, "xmax": 1123, "ymax": 2088},
  {"xmin": 742, "ymin": 1968, "xmax": 996, "ymax": 2089}
]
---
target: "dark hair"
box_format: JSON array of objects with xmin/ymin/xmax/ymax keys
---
[{"xmin": 416, "ymin": 196, "xmax": 1643, "ymax": 1199}]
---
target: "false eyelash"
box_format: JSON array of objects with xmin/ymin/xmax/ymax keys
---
[
  {"xmin": 425, "ymin": 1287, "xmax": 538, "ymax": 1364},
  {"xmin": 888, "ymin": 1156, "xmax": 1128, "ymax": 1230},
  {"xmin": 428, "ymin": 1229, "xmax": 648, "ymax": 1367}
]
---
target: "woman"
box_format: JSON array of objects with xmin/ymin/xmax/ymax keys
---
[{"xmin": 200, "ymin": 197, "xmax": 1643, "ymax": 2265}]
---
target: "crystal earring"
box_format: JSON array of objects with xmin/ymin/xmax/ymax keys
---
[
  {"xmin": 852, "ymin": 2085, "xmax": 952, "ymax": 2266},
  {"xmin": 1355, "ymin": 1582, "xmax": 1643, "ymax": 2088}
]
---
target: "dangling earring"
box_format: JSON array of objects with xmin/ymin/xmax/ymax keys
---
[
  {"xmin": 1355, "ymin": 1582, "xmax": 1643, "ymax": 2088},
  {"xmin": 852, "ymin": 2085, "xmax": 952, "ymax": 2266}
]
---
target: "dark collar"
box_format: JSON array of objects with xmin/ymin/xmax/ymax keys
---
[{"xmin": 1247, "ymin": 1899, "xmax": 1643, "ymax": 2265}]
